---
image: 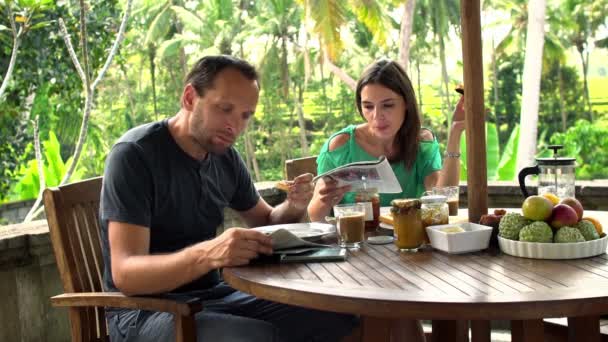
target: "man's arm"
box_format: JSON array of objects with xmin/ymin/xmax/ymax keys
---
[
  {"xmin": 239, "ymin": 173, "xmax": 314, "ymax": 227},
  {"xmin": 109, "ymin": 221, "xmax": 272, "ymax": 296}
]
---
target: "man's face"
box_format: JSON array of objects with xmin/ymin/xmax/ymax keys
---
[{"xmin": 188, "ymin": 68, "xmax": 259, "ymax": 155}]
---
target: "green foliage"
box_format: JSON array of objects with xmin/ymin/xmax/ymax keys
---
[
  {"xmin": 550, "ymin": 120, "xmax": 608, "ymax": 180},
  {"xmin": 539, "ymin": 60, "xmax": 586, "ymax": 134},
  {"xmin": 1, "ymin": 0, "xmax": 608, "ymax": 205},
  {"xmin": 6, "ymin": 131, "xmax": 85, "ymax": 202},
  {"xmin": 459, "ymin": 122, "xmax": 501, "ymax": 181},
  {"xmin": 0, "ymin": 0, "xmax": 120, "ymax": 201},
  {"xmin": 496, "ymin": 125, "xmax": 520, "ymax": 181},
  {"xmin": 488, "ymin": 51, "xmax": 523, "ymax": 147}
]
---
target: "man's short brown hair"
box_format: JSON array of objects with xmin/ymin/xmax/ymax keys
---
[{"xmin": 185, "ymin": 55, "xmax": 259, "ymax": 97}]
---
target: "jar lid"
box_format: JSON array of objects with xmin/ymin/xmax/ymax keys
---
[
  {"xmin": 421, "ymin": 195, "xmax": 447, "ymax": 204},
  {"xmin": 390, "ymin": 198, "xmax": 421, "ymax": 214}
]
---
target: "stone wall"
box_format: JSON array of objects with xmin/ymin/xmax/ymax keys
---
[{"xmin": 0, "ymin": 199, "xmax": 36, "ymax": 225}]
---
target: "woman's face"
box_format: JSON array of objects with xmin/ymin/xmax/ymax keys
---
[{"xmin": 360, "ymin": 83, "xmax": 406, "ymax": 140}]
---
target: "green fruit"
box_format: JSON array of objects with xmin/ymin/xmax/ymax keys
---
[
  {"xmin": 522, "ymin": 195, "xmax": 553, "ymax": 221},
  {"xmin": 498, "ymin": 213, "xmax": 531, "ymax": 240},
  {"xmin": 519, "ymin": 221, "xmax": 553, "ymax": 243},
  {"xmin": 554, "ymin": 227, "xmax": 585, "ymax": 243},
  {"xmin": 575, "ymin": 220, "xmax": 600, "ymax": 241}
]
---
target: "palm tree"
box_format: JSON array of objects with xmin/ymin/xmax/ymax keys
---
[
  {"xmin": 398, "ymin": 0, "xmax": 416, "ymax": 70},
  {"xmin": 416, "ymin": 0, "xmax": 461, "ymax": 116},
  {"xmin": 298, "ymin": 0, "xmax": 395, "ymax": 90},
  {"xmin": 556, "ymin": 0, "xmax": 608, "ymax": 121}
]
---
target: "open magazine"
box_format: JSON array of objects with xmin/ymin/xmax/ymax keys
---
[{"xmin": 312, "ymin": 156, "xmax": 402, "ymax": 193}]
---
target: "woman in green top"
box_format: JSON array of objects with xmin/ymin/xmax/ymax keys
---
[{"xmin": 308, "ymin": 59, "xmax": 465, "ymax": 222}]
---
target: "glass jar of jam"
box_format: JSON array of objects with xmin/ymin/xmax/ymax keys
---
[
  {"xmin": 391, "ymin": 199, "xmax": 423, "ymax": 252},
  {"xmin": 354, "ymin": 187, "xmax": 380, "ymax": 233},
  {"xmin": 420, "ymin": 194, "xmax": 449, "ymax": 244}
]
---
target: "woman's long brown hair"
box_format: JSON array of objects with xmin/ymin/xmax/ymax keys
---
[{"xmin": 355, "ymin": 59, "xmax": 421, "ymax": 169}]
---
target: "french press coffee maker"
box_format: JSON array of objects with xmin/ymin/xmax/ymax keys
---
[{"xmin": 518, "ymin": 145, "xmax": 576, "ymax": 198}]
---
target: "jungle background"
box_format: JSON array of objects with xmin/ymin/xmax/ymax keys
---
[{"xmin": 1, "ymin": 0, "xmax": 607, "ymax": 223}]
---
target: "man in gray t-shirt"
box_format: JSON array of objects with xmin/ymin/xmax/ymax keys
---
[{"xmin": 101, "ymin": 55, "xmax": 356, "ymax": 341}]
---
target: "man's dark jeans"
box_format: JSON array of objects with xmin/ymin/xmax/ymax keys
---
[{"xmin": 107, "ymin": 283, "xmax": 357, "ymax": 342}]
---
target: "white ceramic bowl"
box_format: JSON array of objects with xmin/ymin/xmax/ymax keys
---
[
  {"xmin": 426, "ymin": 223, "xmax": 492, "ymax": 254},
  {"xmin": 498, "ymin": 235, "xmax": 608, "ymax": 259}
]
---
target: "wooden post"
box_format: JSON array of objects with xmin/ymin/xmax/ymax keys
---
[{"xmin": 460, "ymin": 0, "xmax": 488, "ymax": 223}]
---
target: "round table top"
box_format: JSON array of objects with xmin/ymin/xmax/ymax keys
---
[{"xmin": 223, "ymin": 210, "xmax": 608, "ymax": 321}]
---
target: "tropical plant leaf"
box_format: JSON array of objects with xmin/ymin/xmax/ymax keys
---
[
  {"xmin": 459, "ymin": 132, "xmax": 467, "ymax": 181},
  {"xmin": 496, "ymin": 125, "xmax": 520, "ymax": 181},
  {"xmin": 350, "ymin": 1, "xmax": 390, "ymax": 47},
  {"xmin": 42, "ymin": 131, "xmax": 65, "ymax": 187},
  {"xmin": 306, "ymin": 0, "xmax": 348, "ymax": 61},
  {"xmin": 459, "ymin": 122, "xmax": 501, "ymax": 181},
  {"xmin": 171, "ymin": 6, "xmax": 204, "ymax": 34},
  {"xmin": 144, "ymin": 4, "xmax": 171, "ymax": 45},
  {"xmin": 157, "ymin": 37, "xmax": 182, "ymax": 59},
  {"xmin": 486, "ymin": 122, "xmax": 500, "ymax": 180}
]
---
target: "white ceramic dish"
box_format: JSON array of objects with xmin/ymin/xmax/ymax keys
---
[
  {"xmin": 252, "ymin": 223, "xmax": 334, "ymax": 241},
  {"xmin": 426, "ymin": 223, "xmax": 492, "ymax": 254},
  {"xmin": 498, "ymin": 235, "xmax": 608, "ymax": 259}
]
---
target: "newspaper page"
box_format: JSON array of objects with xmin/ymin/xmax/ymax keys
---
[
  {"xmin": 312, "ymin": 156, "xmax": 402, "ymax": 193},
  {"xmin": 270, "ymin": 229, "xmax": 329, "ymax": 253}
]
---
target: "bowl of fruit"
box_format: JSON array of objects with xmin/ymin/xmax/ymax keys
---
[{"xmin": 497, "ymin": 195, "xmax": 606, "ymax": 259}]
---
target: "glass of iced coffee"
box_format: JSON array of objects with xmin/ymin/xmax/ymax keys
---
[
  {"xmin": 333, "ymin": 203, "xmax": 366, "ymax": 249},
  {"xmin": 433, "ymin": 186, "xmax": 460, "ymax": 216}
]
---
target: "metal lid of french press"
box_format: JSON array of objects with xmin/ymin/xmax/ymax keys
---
[{"xmin": 535, "ymin": 145, "xmax": 575, "ymax": 166}]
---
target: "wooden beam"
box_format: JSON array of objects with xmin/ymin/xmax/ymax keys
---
[{"xmin": 460, "ymin": 0, "xmax": 488, "ymax": 223}]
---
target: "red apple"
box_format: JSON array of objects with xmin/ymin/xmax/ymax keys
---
[
  {"xmin": 550, "ymin": 204, "xmax": 579, "ymax": 229},
  {"xmin": 559, "ymin": 197, "xmax": 584, "ymax": 221}
]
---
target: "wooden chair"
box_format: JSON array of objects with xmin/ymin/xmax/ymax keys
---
[
  {"xmin": 284, "ymin": 156, "xmax": 318, "ymax": 180},
  {"xmin": 43, "ymin": 177, "xmax": 202, "ymax": 342}
]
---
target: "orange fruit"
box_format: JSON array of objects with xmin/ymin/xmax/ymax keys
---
[
  {"xmin": 542, "ymin": 193, "xmax": 560, "ymax": 206},
  {"xmin": 582, "ymin": 217, "xmax": 603, "ymax": 235}
]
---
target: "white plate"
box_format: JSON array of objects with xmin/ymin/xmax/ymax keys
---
[
  {"xmin": 498, "ymin": 235, "xmax": 608, "ymax": 259},
  {"xmin": 379, "ymin": 222, "xmax": 393, "ymax": 230},
  {"xmin": 367, "ymin": 235, "xmax": 394, "ymax": 245},
  {"xmin": 252, "ymin": 222, "xmax": 334, "ymax": 241}
]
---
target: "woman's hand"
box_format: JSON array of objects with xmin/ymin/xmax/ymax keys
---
[
  {"xmin": 307, "ymin": 177, "xmax": 351, "ymax": 222},
  {"xmin": 451, "ymin": 95, "xmax": 465, "ymax": 133}
]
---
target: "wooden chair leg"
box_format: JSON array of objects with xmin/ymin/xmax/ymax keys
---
[
  {"xmin": 175, "ymin": 314, "xmax": 197, "ymax": 342},
  {"xmin": 512, "ymin": 319, "xmax": 544, "ymax": 342},
  {"xmin": 568, "ymin": 316, "xmax": 600, "ymax": 342}
]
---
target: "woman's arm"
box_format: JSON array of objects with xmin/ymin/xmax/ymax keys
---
[
  {"xmin": 437, "ymin": 96, "xmax": 465, "ymax": 187},
  {"xmin": 307, "ymin": 134, "xmax": 351, "ymax": 222}
]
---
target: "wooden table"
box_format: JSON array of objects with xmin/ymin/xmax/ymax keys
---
[{"xmin": 224, "ymin": 210, "xmax": 608, "ymax": 342}]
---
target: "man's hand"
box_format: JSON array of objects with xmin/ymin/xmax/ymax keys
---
[
  {"xmin": 284, "ymin": 173, "xmax": 314, "ymax": 210},
  {"xmin": 189, "ymin": 228, "xmax": 273, "ymax": 270}
]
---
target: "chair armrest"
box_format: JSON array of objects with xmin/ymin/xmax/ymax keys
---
[{"xmin": 51, "ymin": 292, "xmax": 203, "ymax": 316}]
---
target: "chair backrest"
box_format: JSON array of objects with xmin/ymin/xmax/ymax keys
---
[
  {"xmin": 284, "ymin": 156, "xmax": 318, "ymax": 180},
  {"xmin": 43, "ymin": 176, "xmax": 107, "ymax": 341}
]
